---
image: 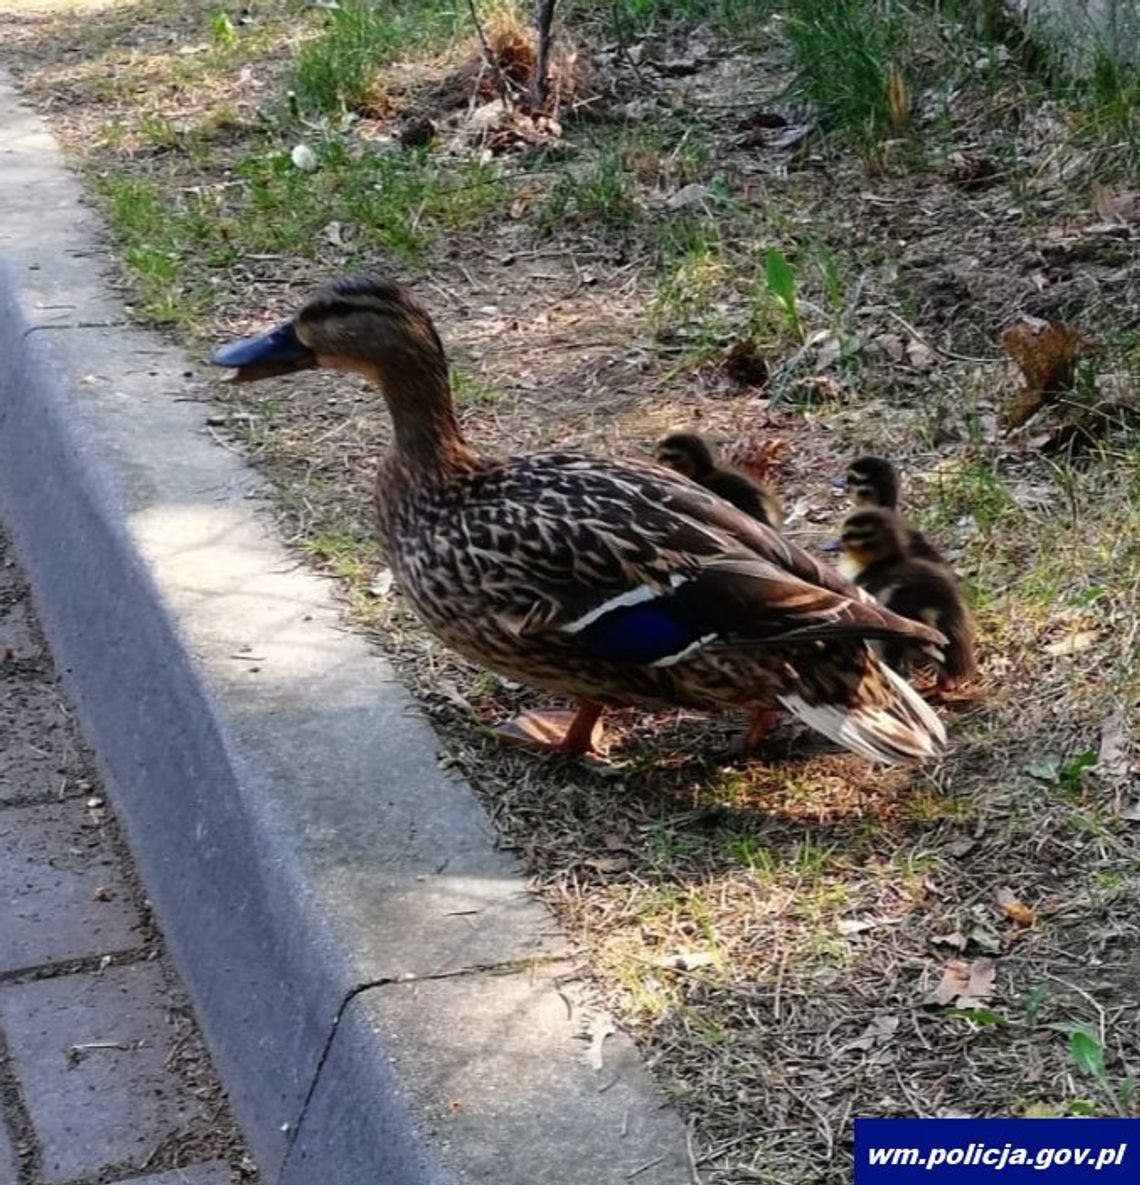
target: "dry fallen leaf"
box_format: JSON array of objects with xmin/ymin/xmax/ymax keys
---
[
  {"xmin": 839, "ymin": 1014, "xmax": 900, "ymax": 1054},
  {"xmin": 370, "ymin": 567, "xmax": 395, "ymax": 598},
  {"xmin": 725, "ymin": 435, "xmax": 787, "ymax": 484},
  {"xmin": 584, "ymin": 856, "xmax": 630, "ymax": 875},
  {"xmin": 1044, "ymin": 630, "xmax": 1100, "ymax": 657},
  {"xmin": 1096, "ymin": 708, "xmax": 1133, "ymax": 783},
  {"xmin": 905, "ymin": 338, "xmax": 936, "ymax": 370},
  {"xmin": 929, "ymin": 957, "xmax": 997, "ymax": 1007},
  {"xmin": 509, "ymin": 183, "xmax": 539, "ymax": 219},
  {"xmin": 1000, "ymin": 317, "xmax": 1094, "ymax": 429},
  {"xmin": 1092, "ymin": 179, "xmax": 1140, "ymax": 225},
  {"xmin": 996, "ymin": 887, "xmax": 1036, "ymax": 927}
]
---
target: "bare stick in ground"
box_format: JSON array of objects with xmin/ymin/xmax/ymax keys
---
[
  {"xmin": 466, "ymin": 0, "xmax": 517, "ymax": 107},
  {"xmin": 532, "ymin": 0, "xmax": 558, "ymax": 109}
]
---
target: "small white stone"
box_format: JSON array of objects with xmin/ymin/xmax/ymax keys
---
[{"xmin": 290, "ymin": 144, "xmax": 319, "ymax": 172}]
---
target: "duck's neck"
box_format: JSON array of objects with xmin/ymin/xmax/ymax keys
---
[{"xmin": 380, "ymin": 360, "xmax": 476, "ymax": 477}]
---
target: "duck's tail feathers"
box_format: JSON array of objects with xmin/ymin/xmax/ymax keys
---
[{"xmin": 778, "ymin": 662, "xmax": 947, "ymax": 766}]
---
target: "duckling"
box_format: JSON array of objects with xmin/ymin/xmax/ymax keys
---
[
  {"xmin": 655, "ymin": 432, "xmax": 783, "ymax": 530},
  {"xmin": 840, "ymin": 509, "xmax": 977, "ymax": 694},
  {"xmin": 211, "ymin": 275, "xmax": 948, "ymax": 766},
  {"xmin": 842, "ymin": 455, "xmax": 946, "ymax": 568}
]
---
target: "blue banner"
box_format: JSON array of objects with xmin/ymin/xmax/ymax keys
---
[{"xmin": 855, "ymin": 1119, "xmax": 1137, "ymax": 1183}]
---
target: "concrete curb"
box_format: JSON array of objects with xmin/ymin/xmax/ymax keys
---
[{"xmin": 0, "ymin": 72, "xmax": 693, "ymax": 1183}]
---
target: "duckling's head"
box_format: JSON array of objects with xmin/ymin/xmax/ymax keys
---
[
  {"xmin": 840, "ymin": 509, "xmax": 908, "ymax": 571},
  {"xmin": 654, "ymin": 432, "xmax": 717, "ymax": 480},
  {"xmin": 212, "ymin": 275, "xmax": 449, "ymax": 397},
  {"xmin": 845, "ymin": 455, "xmax": 900, "ymax": 509}
]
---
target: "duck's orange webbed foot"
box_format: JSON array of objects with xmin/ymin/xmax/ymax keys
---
[
  {"xmin": 925, "ymin": 679, "xmax": 986, "ymax": 706},
  {"xmin": 739, "ymin": 706, "xmax": 778, "ymax": 760},
  {"xmin": 493, "ymin": 701, "xmax": 604, "ymax": 755}
]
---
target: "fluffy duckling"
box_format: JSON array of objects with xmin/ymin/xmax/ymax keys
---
[
  {"xmin": 655, "ymin": 432, "xmax": 783, "ymax": 530},
  {"xmin": 840, "ymin": 509, "xmax": 977, "ymax": 693},
  {"xmin": 843, "ymin": 455, "xmax": 946, "ymax": 568}
]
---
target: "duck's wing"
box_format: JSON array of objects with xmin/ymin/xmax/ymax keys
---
[{"xmin": 483, "ymin": 454, "xmax": 945, "ymax": 669}]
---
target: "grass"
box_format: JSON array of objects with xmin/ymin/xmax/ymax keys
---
[
  {"xmin": 784, "ymin": 0, "xmax": 910, "ymax": 147},
  {"xmin": 5, "ymin": 0, "xmax": 1140, "ymax": 1179},
  {"xmin": 291, "ymin": 0, "xmax": 469, "ymax": 114}
]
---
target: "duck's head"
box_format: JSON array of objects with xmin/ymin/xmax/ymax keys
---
[
  {"xmin": 839, "ymin": 508, "xmax": 908, "ymax": 571},
  {"xmin": 213, "ymin": 274, "xmax": 447, "ymax": 385},
  {"xmin": 654, "ymin": 432, "xmax": 717, "ymax": 480},
  {"xmin": 843, "ymin": 455, "xmax": 900, "ymax": 509},
  {"xmin": 212, "ymin": 275, "xmax": 464, "ymax": 465}
]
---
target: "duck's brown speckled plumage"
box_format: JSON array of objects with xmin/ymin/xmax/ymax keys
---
[{"xmin": 214, "ymin": 276, "xmax": 950, "ymax": 765}]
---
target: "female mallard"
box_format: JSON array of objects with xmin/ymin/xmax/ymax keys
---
[
  {"xmin": 839, "ymin": 455, "xmax": 947, "ymax": 568},
  {"xmin": 654, "ymin": 431, "xmax": 783, "ymax": 531},
  {"xmin": 212, "ymin": 276, "xmax": 947, "ymax": 764}
]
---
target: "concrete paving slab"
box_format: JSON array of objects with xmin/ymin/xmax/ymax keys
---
[
  {"xmin": 111, "ymin": 1162, "xmax": 238, "ymax": 1185},
  {"xmin": 0, "ymin": 963, "xmax": 211, "ymax": 1184},
  {"xmin": 0, "ymin": 800, "xmax": 145, "ymax": 972},
  {"xmin": 284, "ymin": 969, "xmax": 692, "ymax": 1185}
]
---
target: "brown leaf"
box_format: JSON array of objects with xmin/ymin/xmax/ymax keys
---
[
  {"xmin": 584, "ymin": 856, "xmax": 629, "ymax": 875},
  {"xmin": 839, "ymin": 1013, "xmax": 900, "ymax": 1054},
  {"xmin": 929, "ymin": 957, "xmax": 996, "ymax": 1007},
  {"xmin": 1044, "ymin": 629, "xmax": 1100, "ymax": 657},
  {"xmin": 1092, "ymin": 180, "xmax": 1140, "ymax": 224},
  {"xmin": 1000, "ymin": 318, "xmax": 1094, "ymax": 429},
  {"xmin": 1097, "ymin": 708, "xmax": 1133, "ymax": 783},
  {"xmin": 996, "ymin": 887, "xmax": 1036, "ymax": 927},
  {"xmin": 724, "ymin": 435, "xmax": 787, "ymax": 484},
  {"xmin": 905, "ymin": 338, "xmax": 936, "ymax": 370},
  {"xmin": 509, "ymin": 183, "xmax": 538, "ymax": 219}
]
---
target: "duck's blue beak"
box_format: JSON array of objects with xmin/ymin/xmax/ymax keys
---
[
  {"xmin": 822, "ymin": 539, "xmax": 842, "ymax": 556},
  {"xmin": 210, "ymin": 321, "xmax": 317, "ymax": 382},
  {"xmin": 830, "ymin": 474, "xmax": 848, "ymax": 491}
]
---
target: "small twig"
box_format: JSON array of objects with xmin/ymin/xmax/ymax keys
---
[
  {"xmin": 624, "ymin": 1154, "xmax": 666, "ymax": 1179},
  {"xmin": 685, "ymin": 1127, "xmax": 702, "ymax": 1185},
  {"xmin": 466, "ymin": 0, "xmax": 515, "ymax": 109},
  {"xmin": 882, "ymin": 309, "xmax": 1003, "ymax": 366}
]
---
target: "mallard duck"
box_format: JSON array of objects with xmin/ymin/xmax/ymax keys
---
[
  {"xmin": 839, "ymin": 509, "xmax": 977, "ymax": 693},
  {"xmin": 654, "ymin": 431, "xmax": 783, "ymax": 530},
  {"xmin": 840, "ymin": 455, "xmax": 947, "ymax": 568},
  {"xmin": 212, "ymin": 275, "xmax": 948, "ymax": 764}
]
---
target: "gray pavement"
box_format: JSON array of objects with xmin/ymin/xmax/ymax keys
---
[{"xmin": 0, "ymin": 527, "xmax": 254, "ymax": 1185}]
